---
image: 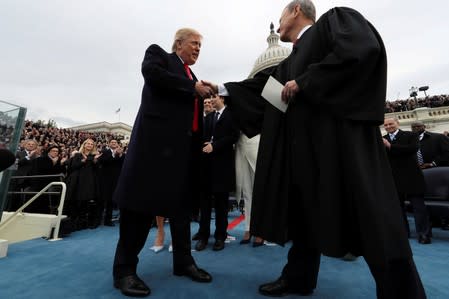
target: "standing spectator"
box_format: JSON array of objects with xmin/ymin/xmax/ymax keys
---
[
  {"xmin": 411, "ymin": 121, "xmax": 449, "ymax": 230},
  {"xmin": 383, "ymin": 117, "xmax": 432, "ymax": 244},
  {"xmin": 65, "ymin": 138, "xmax": 102, "ymax": 230},
  {"xmin": 7, "ymin": 139, "xmax": 40, "ymax": 211},
  {"xmin": 410, "ymin": 121, "xmax": 449, "ymax": 168},
  {"xmin": 27, "ymin": 145, "xmax": 67, "ymax": 213},
  {"xmin": 149, "ymin": 216, "xmax": 173, "ymax": 253},
  {"xmin": 203, "ymin": 98, "xmax": 214, "ymax": 116},
  {"xmin": 15, "ymin": 139, "xmax": 40, "ymax": 186},
  {"xmin": 194, "ymin": 95, "xmax": 239, "ymax": 251},
  {"xmin": 235, "ymin": 133, "xmax": 264, "ymax": 247},
  {"xmin": 97, "ymin": 139, "xmax": 125, "ymax": 226}
]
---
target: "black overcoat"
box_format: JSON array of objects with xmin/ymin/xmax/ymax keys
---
[
  {"xmin": 202, "ymin": 108, "xmax": 239, "ymax": 192},
  {"xmin": 225, "ymin": 7, "xmax": 411, "ymax": 266},
  {"xmin": 420, "ymin": 131, "xmax": 449, "ymax": 166},
  {"xmin": 113, "ymin": 44, "xmax": 203, "ymax": 216},
  {"xmin": 65, "ymin": 153, "xmax": 99, "ymax": 202},
  {"xmin": 28, "ymin": 155, "xmax": 65, "ymax": 191},
  {"xmin": 384, "ymin": 130, "xmax": 425, "ymax": 194},
  {"xmin": 98, "ymin": 148, "xmax": 124, "ymax": 200}
]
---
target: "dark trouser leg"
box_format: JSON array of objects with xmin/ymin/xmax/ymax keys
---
[
  {"xmin": 95, "ymin": 196, "xmax": 105, "ymax": 223},
  {"xmin": 366, "ymin": 257, "xmax": 426, "ymax": 299},
  {"xmin": 408, "ymin": 194, "xmax": 431, "ymax": 237},
  {"xmin": 104, "ymin": 196, "xmax": 113, "ymax": 223},
  {"xmin": 398, "ymin": 194, "xmax": 411, "ymax": 237},
  {"xmin": 280, "ymin": 183, "xmax": 321, "ymax": 291},
  {"xmin": 213, "ymin": 192, "xmax": 229, "ymax": 241},
  {"xmin": 197, "ymin": 191, "xmax": 212, "ymax": 240},
  {"xmin": 170, "ymin": 213, "xmax": 195, "ymax": 270},
  {"xmin": 113, "ymin": 208, "xmax": 153, "ymax": 279},
  {"xmin": 281, "ymin": 241, "xmax": 321, "ymax": 291}
]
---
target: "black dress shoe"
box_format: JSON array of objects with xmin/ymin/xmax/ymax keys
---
[
  {"xmin": 418, "ymin": 235, "xmax": 432, "ymax": 244},
  {"xmin": 192, "ymin": 233, "xmax": 201, "ymax": 241},
  {"xmin": 259, "ymin": 277, "xmax": 313, "ymax": 297},
  {"xmin": 212, "ymin": 239, "xmax": 225, "ymax": 251},
  {"xmin": 173, "ymin": 264, "xmax": 212, "ymax": 282},
  {"xmin": 114, "ymin": 274, "xmax": 151, "ymax": 297},
  {"xmin": 195, "ymin": 239, "xmax": 208, "ymax": 251}
]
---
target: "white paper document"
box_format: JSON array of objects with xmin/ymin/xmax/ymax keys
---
[{"xmin": 261, "ymin": 76, "xmax": 288, "ymax": 113}]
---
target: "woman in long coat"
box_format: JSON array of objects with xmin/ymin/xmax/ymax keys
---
[{"xmin": 65, "ymin": 138, "xmax": 101, "ymax": 229}]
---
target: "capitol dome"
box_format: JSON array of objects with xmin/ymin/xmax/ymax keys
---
[{"xmin": 248, "ymin": 23, "xmax": 292, "ymax": 78}]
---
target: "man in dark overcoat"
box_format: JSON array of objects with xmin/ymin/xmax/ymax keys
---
[
  {"xmin": 97, "ymin": 139, "xmax": 124, "ymax": 226},
  {"xmin": 206, "ymin": 1, "xmax": 426, "ymax": 297},
  {"xmin": 112, "ymin": 28, "xmax": 214, "ymax": 297},
  {"xmin": 410, "ymin": 121, "xmax": 449, "ymax": 168},
  {"xmin": 383, "ymin": 117, "xmax": 431, "ymax": 244},
  {"xmin": 8, "ymin": 139, "xmax": 40, "ymax": 210}
]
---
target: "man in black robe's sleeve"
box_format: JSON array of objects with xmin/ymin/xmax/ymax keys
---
[{"xmin": 212, "ymin": 1, "xmax": 427, "ymax": 298}]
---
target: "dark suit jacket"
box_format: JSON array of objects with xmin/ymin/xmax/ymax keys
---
[
  {"xmin": 203, "ymin": 108, "xmax": 239, "ymax": 192},
  {"xmin": 384, "ymin": 130, "xmax": 425, "ymax": 194},
  {"xmin": 13, "ymin": 150, "xmax": 38, "ymax": 188},
  {"xmin": 28, "ymin": 155, "xmax": 65, "ymax": 191},
  {"xmin": 98, "ymin": 148, "xmax": 124, "ymax": 197},
  {"xmin": 113, "ymin": 44, "xmax": 203, "ymax": 216},
  {"xmin": 419, "ymin": 131, "xmax": 449, "ymax": 166}
]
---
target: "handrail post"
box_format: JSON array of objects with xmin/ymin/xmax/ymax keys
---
[{"xmin": 48, "ymin": 182, "xmax": 67, "ymax": 241}]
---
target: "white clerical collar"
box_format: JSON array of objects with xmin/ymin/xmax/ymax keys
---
[{"xmin": 296, "ymin": 25, "xmax": 312, "ymax": 40}]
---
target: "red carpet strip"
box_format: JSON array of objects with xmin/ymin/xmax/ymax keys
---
[{"xmin": 227, "ymin": 214, "xmax": 245, "ymax": 230}]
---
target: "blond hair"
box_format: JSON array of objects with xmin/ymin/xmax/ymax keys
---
[
  {"xmin": 79, "ymin": 138, "xmax": 97, "ymax": 155},
  {"xmin": 171, "ymin": 28, "xmax": 202, "ymax": 52}
]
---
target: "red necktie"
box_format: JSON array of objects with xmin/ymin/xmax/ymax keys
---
[{"xmin": 184, "ymin": 63, "xmax": 199, "ymax": 132}]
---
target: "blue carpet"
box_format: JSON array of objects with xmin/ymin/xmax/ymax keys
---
[{"xmin": 0, "ymin": 212, "xmax": 448, "ymax": 298}]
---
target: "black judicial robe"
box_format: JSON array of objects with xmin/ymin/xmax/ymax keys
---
[{"xmin": 225, "ymin": 7, "xmax": 412, "ymax": 266}]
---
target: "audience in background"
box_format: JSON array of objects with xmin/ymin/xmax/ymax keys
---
[
  {"xmin": 385, "ymin": 94, "xmax": 449, "ymax": 113},
  {"xmin": 8, "ymin": 95, "xmax": 449, "ymax": 239}
]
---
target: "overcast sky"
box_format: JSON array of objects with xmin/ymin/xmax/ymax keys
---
[{"xmin": 1, "ymin": 0, "xmax": 448, "ymax": 128}]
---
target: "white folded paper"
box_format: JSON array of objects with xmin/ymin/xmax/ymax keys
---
[{"xmin": 261, "ymin": 76, "xmax": 288, "ymax": 113}]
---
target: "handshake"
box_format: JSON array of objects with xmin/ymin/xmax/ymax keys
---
[{"xmin": 194, "ymin": 80, "xmax": 218, "ymax": 98}]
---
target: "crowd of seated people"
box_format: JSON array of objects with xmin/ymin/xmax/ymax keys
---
[
  {"xmin": 385, "ymin": 94, "xmax": 449, "ymax": 113},
  {"xmin": 6, "ymin": 119, "xmax": 126, "ymax": 231},
  {"xmin": 20, "ymin": 120, "xmax": 126, "ymax": 158}
]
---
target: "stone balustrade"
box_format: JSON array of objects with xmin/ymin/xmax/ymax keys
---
[{"xmin": 384, "ymin": 106, "xmax": 449, "ymax": 133}]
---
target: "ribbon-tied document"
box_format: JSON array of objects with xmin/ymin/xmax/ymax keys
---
[{"xmin": 261, "ymin": 76, "xmax": 288, "ymax": 113}]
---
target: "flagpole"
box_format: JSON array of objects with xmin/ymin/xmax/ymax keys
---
[{"xmin": 116, "ymin": 107, "xmax": 121, "ymax": 123}]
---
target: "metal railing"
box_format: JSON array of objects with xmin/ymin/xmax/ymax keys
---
[{"xmin": 1, "ymin": 175, "xmax": 67, "ymax": 241}]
